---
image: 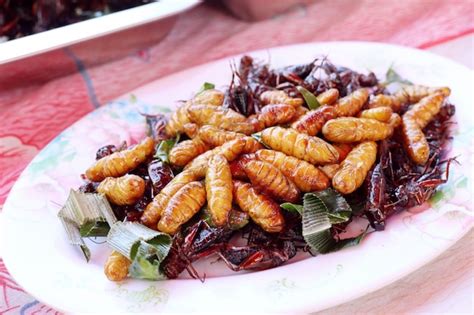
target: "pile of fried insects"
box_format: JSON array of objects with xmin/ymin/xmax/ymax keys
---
[{"xmin": 58, "ymin": 56, "xmax": 456, "ymax": 282}]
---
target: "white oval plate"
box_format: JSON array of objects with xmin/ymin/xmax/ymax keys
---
[{"xmin": 1, "ymin": 42, "xmax": 473, "ymax": 314}]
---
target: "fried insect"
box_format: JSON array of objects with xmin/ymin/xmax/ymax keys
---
[
  {"xmin": 358, "ymin": 107, "xmax": 393, "ymax": 122},
  {"xmin": 319, "ymin": 164, "xmax": 340, "ymax": 179},
  {"xmin": 316, "ymin": 88, "xmax": 340, "ymax": 105},
  {"xmin": 197, "ymin": 125, "xmax": 263, "ymax": 153},
  {"xmin": 367, "ymin": 94, "xmax": 401, "ymax": 111},
  {"xmin": 291, "ymin": 105, "xmax": 309, "ymax": 121},
  {"xmin": 388, "ymin": 113, "xmax": 402, "ymax": 129},
  {"xmin": 254, "ymin": 149, "xmax": 329, "ymax": 192},
  {"xmin": 158, "ymin": 181, "xmax": 206, "ymax": 234},
  {"xmin": 259, "ymin": 90, "xmax": 304, "ymax": 107},
  {"xmin": 141, "ymin": 168, "xmax": 203, "ymax": 228},
  {"xmin": 192, "ymin": 89, "xmax": 225, "ymax": 106},
  {"xmin": 166, "ymin": 102, "xmax": 192, "ymax": 137},
  {"xmin": 233, "ymin": 180, "xmax": 285, "ymax": 233},
  {"xmin": 85, "ymin": 137, "xmax": 155, "ymax": 182},
  {"xmin": 291, "ymin": 105, "xmax": 336, "ymax": 136},
  {"xmin": 332, "ymin": 141, "xmax": 377, "ymax": 194},
  {"xmin": 261, "ymin": 127, "xmax": 339, "ymax": 164},
  {"xmin": 169, "ymin": 138, "xmax": 210, "ymax": 167},
  {"xmin": 187, "ymin": 105, "xmax": 254, "ymax": 135},
  {"xmin": 334, "ymin": 88, "xmax": 369, "ymax": 117},
  {"xmin": 104, "ymin": 251, "xmax": 131, "ymax": 281},
  {"xmin": 322, "ymin": 117, "xmax": 392, "ymax": 143},
  {"xmin": 182, "ymin": 123, "xmax": 199, "ymax": 138},
  {"xmin": 97, "ymin": 174, "xmax": 145, "ymax": 206},
  {"xmin": 242, "ymin": 160, "xmax": 301, "ymax": 202},
  {"xmin": 250, "ymin": 104, "xmax": 296, "ymax": 131},
  {"xmin": 392, "ymin": 84, "xmax": 450, "ymax": 105},
  {"xmin": 333, "ymin": 143, "xmax": 353, "ymax": 162},
  {"xmin": 206, "ymin": 155, "xmax": 233, "ymax": 226},
  {"xmin": 401, "ymin": 93, "xmax": 446, "ymax": 165}
]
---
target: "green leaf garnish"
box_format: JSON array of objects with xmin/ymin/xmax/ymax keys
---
[
  {"xmin": 58, "ymin": 190, "xmax": 117, "ymax": 261},
  {"xmin": 383, "ymin": 64, "xmax": 413, "ymax": 86},
  {"xmin": 154, "ymin": 135, "xmax": 180, "ymax": 164},
  {"xmin": 296, "ymin": 86, "xmax": 321, "ymax": 109},
  {"xmin": 302, "ymin": 189, "xmax": 364, "ymax": 254},
  {"xmin": 251, "ymin": 132, "xmax": 271, "ymax": 149},
  {"xmin": 129, "ymin": 94, "xmax": 137, "ymax": 104},
  {"xmin": 107, "ymin": 222, "xmax": 172, "ymax": 280},
  {"xmin": 197, "ymin": 82, "xmax": 215, "ymax": 94},
  {"xmin": 280, "ymin": 202, "xmax": 303, "ymax": 215}
]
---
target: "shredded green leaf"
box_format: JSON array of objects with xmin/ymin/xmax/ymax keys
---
[
  {"xmin": 296, "ymin": 86, "xmax": 321, "ymax": 110},
  {"xmin": 59, "ymin": 216, "xmax": 91, "ymax": 262},
  {"xmin": 154, "ymin": 135, "xmax": 180, "ymax": 164},
  {"xmin": 197, "ymin": 82, "xmax": 215, "ymax": 94},
  {"xmin": 107, "ymin": 222, "xmax": 172, "ymax": 280},
  {"xmin": 383, "ymin": 64, "xmax": 413, "ymax": 86},
  {"xmin": 280, "ymin": 202, "xmax": 303, "ymax": 215},
  {"xmin": 302, "ymin": 190, "xmax": 365, "ymax": 254},
  {"xmin": 251, "ymin": 132, "xmax": 271, "ymax": 149}
]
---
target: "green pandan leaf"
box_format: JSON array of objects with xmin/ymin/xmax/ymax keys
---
[
  {"xmin": 197, "ymin": 82, "xmax": 215, "ymax": 94},
  {"xmin": 296, "ymin": 86, "xmax": 321, "ymax": 110},
  {"xmin": 383, "ymin": 64, "xmax": 413, "ymax": 86},
  {"xmin": 280, "ymin": 202, "xmax": 303, "ymax": 215}
]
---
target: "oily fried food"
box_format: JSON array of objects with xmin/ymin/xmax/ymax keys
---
[
  {"xmin": 254, "ymin": 149, "xmax": 329, "ymax": 192},
  {"xmin": 104, "ymin": 251, "xmax": 131, "ymax": 281},
  {"xmin": 358, "ymin": 107, "xmax": 393, "ymax": 122},
  {"xmin": 319, "ymin": 164, "xmax": 340, "ymax": 180},
  {"xmin": 332, "ymin": 141, "xmax": 377, "ymax": 194},
  {"xmin": 232, "ymin": 180, "xmax": 285, "ymax": 233},
  {"xmin": 158, "ymin": 181, "xmax": 206, "ymax": 234},
  {"xmin": 333, "ymin": 143, "xmax": 353, "ymax": 162},
  {"xmin": 388, "ymin": 113, "xmax": 402, "ymax": 129},
  {"xmin": 85, "ymin": 137, "xmax": 155, "ymax": 182},
  {"xmin": 291, "ymin": 105, "xmax": 336, "ymax": 136},
  {"xmin": 97, "ymin": 174, "xmax": 145, "ymax": 206},
  {"xmin": 250, "ymin": 104, "xmax": 296, "ymax": 131},
  {"xmin": 261, "ymin": 126, "xmax": 339, "ymax": 164},
  {"xmin": 192, "ymin": 89, "xmax": 225, "ymax": 106},
  {"xmin": 205, "ymin": 155, "xmax": 233, "ymax": 226},
  {"xmin": 367, "ymin": 94, "xmax": 401, "ymax": 112},
  {"xmin": 197, "ymin": 125, "xmax": 263, "ymax": 153},
  {"xmin": 242, "ymin": 160, "xmax": 301, "ymax": 202},
  {"xmin": 166, "ymin": 102, "xmax": 192, "ymax": 137},
  {"xmin": 187, "ymin": 105, "xmax": 254, "ymax": 134},
  {"xmin": 185, "ymin": 138, "xmax": 247, "ymax": 171},
  {"xmin": 141, "ymin": 168, "xmax": 203, "ymax": 228},
  {"xmin": 322, "ymin": 117, "xmax": 392, "ymax": 143},
  {"xmin": 182, "ymin": 123, "xmax": 199, "ymax": 138},
  {"xmin": 316, "ymin": 88, "xmax": 339, "ymax": 105},
  {"xmin": 392, "ymin": 84, "xmax": 450, "ymax": 105},
  {"xmin": 334, "ymin": 88, "xmax": 369, "ymax": 117},
  {"xmin": 403, "ymin": 93, "xmax": 445, "ymax": 128},
  {"xmin": 169, "ymin": 138, "xmax": 210, "ymax": 167},
  {"xmin": 259, "ymin": 90, "xmax": 304, "ymax": 107}
]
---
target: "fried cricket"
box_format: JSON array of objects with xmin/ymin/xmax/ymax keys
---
[
  {"xmin": 242, "ymin": 160, "xmax": 301, "ymax": 202},
  {"xmin": 332, "ymin": 141, "xmax": 377, "ymax": 194},
  {"xmin": 322, "ymin": 117, "xmax": 392, "ymax": 143},
  {"xmin": 85, "ymin": 137, "xmax": 155, "ymax": 182},
  {"xmin": 233, "ymin": 180, "xmax": 285, "ymax": 233},
  {"xmin": 158, "ymin": 181, "xmax": 206, "ymax": 234},
  {"xmin": 97, "ymin": 174, "xmax": 145, "ymax": 206},
  {"xmin": 206, "ymin": 155, "xmax": 233, "ymax": 226},
  {"xmin": 254, "ymin": 149, "xmax": 329, "ymax": 192},
  {"xmin": 261, "ymin": 127, "xmax": 339, "ymax": 164}
]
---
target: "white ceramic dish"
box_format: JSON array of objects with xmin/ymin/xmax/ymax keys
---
[
  {"xmin": 1, "ymin": 42, "xmax": 473, "ymax": 313},
  {"xmin": 0, "ymin": 0, "xmax": 201, "ymax": 64}
]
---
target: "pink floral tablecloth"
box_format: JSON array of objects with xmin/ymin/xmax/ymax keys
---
[{"xmin": 1, "ymin": 0, "xmax": 473, "ymax": 313}]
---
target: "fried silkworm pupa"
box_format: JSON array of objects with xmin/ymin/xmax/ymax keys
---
[
  {"xmin": 250, "ymin": 104, "xmax": 296, "ymax": 131},
  {"xmin": 206, "ymin": 154, "xmax": 233, "ymax": 226},
  {"xmin": 182, "ymin": 123, "xmax": 199, "ymax": 138},
  {"xmin": 291, "ymin": 105, "xmax": 336, "ymax": 136},
  {"xmin": 141, "ymin": 168, "xmax": 203, "ymax": 228},
  {"xmin": 388, "ymin": 113, "xmax": 402, "ymax": 129},
  {"xmin": 97, "ymin": 174, "xmax": 145, "ymax": 206},
  {"xmin": 233, "ymin": 180, "xmax": 285, "ymax": 233},
  {"xmin": 169, "ymin": 138, "xmax": 210, "ymax": 167},
  {"xmin": 158, "ymin": 181, "xmax": 206, "ymax": 234},
  {"xmin": 367, "ymin": 94, "xmax": 401, "ymax": 112},
  {"xmin": 104, "ymin": 251, "xmax": 131, "ymax": 281},
  {"xmin": 192, "ymin": 89, "xmax": 225, "ymax": 106},
  {"xmin": 242, "ymin": 160, "xmax": 301, "ymax": 202},
  {"xmin": 197, "ymin": 125, "xmax": 263, "ymax": 153},
  {"xmin": 358, "ymin": 107, "xmax": 393, "ymax": 122},
  {"xmin": 85, "ymin": 137, "xmax": 155, "ymax": 182},
  {"xmin": 393, "ymin": 85, "xmax": 450, "ymax": 105},
  {"xmin": 322, "ymin": 117, "xmax": 392, "ymax": 143},
  {"xmin": 187, "ymin": 105, "xmax": 254, "ymax": 135},
  {"xmin": 333, "ymin": 143, "xmax": 353, "ymax": 162},
  {"xmin": 290, "ymin": 105, "xmax": 309, "ymax": 122},
  {"xmin": 332, "ymin": 141, "xmax": 377, "ymax": 194},
  {"xmin": 316, "ymin": 88, "xmax": 339, "ymax": 105},
  {"xmin": 259, "ymin": 90, "xmax": 304, "ymax": 107},
  {"xmin": 319, "ymin": 164, "xmax": 340, "ymax": 180},
  {"xmin": 334, "ymin": 88, "xmax": 369, "ymax": 117},
  {"xmin": 261, "ymin": 127, "xmax": 339, "ymax": 165},
  {"xmin": 255, "ymin": 149, "xmax": 329, "ymax": 192},
  {"xmin": 229, "ymin": 154, "xmax": 255, "ymax": 180},
  {"xmin": 166, "ymin": 102, "xmax": 192, "ymax": 137},
  {"xmin": 184, "ymin": 138, "xmax": 247, "ymax": 172},
  {"xmin": 404, "ymin": 93, "xmax": 445, "ymax": 128}
]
